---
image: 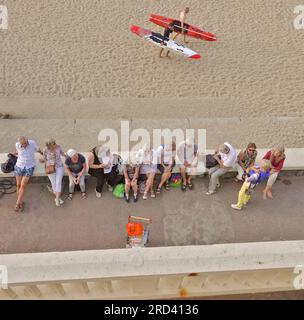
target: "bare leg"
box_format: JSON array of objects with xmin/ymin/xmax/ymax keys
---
[
  {"xmin": 131, "ymin": 181, "xmax": 138, "ymax": 196},
  {"xmin": 17, "ymin": 176, "xmax": 30, "ymax": 206},
  {"xmin": 172, "ymin": 33, "xmax": 179, "ymax": 41},
  {"xmin": 158, "ymin": 171, "xmax": 170, "ymax": 189},
  {"xmin": 159, "ymin": 48, "xmax": 164, "ymax": 58},
  {"xmin": 187, "ymin": 167, "xmax": 197, "ymax": 184},
  {"xmin": 15, "ymin": 176, "xmax": 22, "ymax": 199},
  {"xmin": 263, "ymin": 185, "xmax": 273, "ymax": 199},
  {"xmin": 125, "ymin": 181, "xmax": 131, "ymax": 196},
  {"xmin": 180, "ymin": 167, "xmax": 187, "ymax": 187}
]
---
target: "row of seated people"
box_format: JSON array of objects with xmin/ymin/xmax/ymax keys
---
[{"xmin": 8, "ymin": 136, "xmax": 285, "ymax": 212}]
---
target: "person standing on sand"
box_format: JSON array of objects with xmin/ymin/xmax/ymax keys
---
[
  {"xmin": 172, "ymin": 7, "xmax": 190, "ymax": 43},
  {"xmin": 159, "ymin": 21, "xmax": 175, "ymax": 58}
]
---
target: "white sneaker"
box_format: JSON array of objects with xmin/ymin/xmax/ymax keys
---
[
  {"xmin": 231, "ymin": 204, "xmax": 242, "ymax": 210},
  {"xmin": 55, "ymin": 198, "xmax": 60, "ymax": 207},
  {"xmin": 206, "ymin": 190, "xmax": 216, "ymax": 195},
  {"xmin": 95, "ymin": 189, "xmax": 102, "ymax": 198},
  {"xmin": 107, "ymin": 184, "xmax": 113, "ymax": 192},
  {"xmin": 59, "ymin": 198, "xmax": 64, "ymax": 205}
]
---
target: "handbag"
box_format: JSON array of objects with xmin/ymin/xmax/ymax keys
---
[
  {"xmin": 45, "ymin": 162, "xmax": 55, "ymax": 174},
  {"xmin": 205, "ymin": 154, "xmax": 221, "ymax": 169}
]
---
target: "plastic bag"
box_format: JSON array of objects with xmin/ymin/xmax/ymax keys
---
[{"xmin": 113, "ymin": 183, "xmax": 124, "ymax": 198}]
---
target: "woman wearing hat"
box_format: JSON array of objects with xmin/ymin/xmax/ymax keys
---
[{"xmin": 65, "ymin": 149, "xmax": 87, "ymax": 200}]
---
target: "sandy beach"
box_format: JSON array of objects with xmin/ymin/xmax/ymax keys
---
[{"xmin": 0, "ymin": 0, "xmax": 304, "ymax": 149}]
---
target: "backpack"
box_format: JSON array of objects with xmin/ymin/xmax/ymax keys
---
[{"xmin": 1, "ymin": 153, "xmax": 17, "ymax": 174}]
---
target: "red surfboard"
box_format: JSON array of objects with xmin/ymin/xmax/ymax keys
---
[{"xmin": 149, "ymin": 14, "xmax": 217, "ymax": 42}]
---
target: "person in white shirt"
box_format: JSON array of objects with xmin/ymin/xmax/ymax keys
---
[
  {"xmin": 176, "ymin": 139, "xmax": 198, "ymax": 191},
  {"xmin": 14, "ymin": 136, "xmax": 42, "ymax": 212},
  {"xmin": 206, "ymin": 142, "xmax": 237, "ymax": 195},
  {"xmin": 156, "ymin": 141, "xmax": 176, "ymax": 193},
  {"xmin": 136, "ymin": 145, "xmax": 158, "ymax": 200}
]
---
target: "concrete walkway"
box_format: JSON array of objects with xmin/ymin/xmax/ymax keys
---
[{"xmin": 0, "ymin": 173, "xmax": 303, "ymax": 254}]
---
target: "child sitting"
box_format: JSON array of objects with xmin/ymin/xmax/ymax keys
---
[{"xmin": 231, "ymin": 159, "xmax": 271, "ymax": 210}]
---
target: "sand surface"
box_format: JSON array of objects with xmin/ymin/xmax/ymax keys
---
[{"xmin": 0, "ymin": 0, "xmax": 304, "ymax": 147}]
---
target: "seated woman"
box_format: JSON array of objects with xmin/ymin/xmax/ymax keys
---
[
  {"xmin": 262, "ymin": 147, "xmax": 286, "ymax": 199},
  {"xmin": 123, "ymin": 158, "xmax": 140, "ymax": 203},
  {"xmin": 156, "ymin": 141, "xmax": 176, "ymax": 193},
  {"xmin": 176, "ymin": 139, "xmax": 198, "ymax": 191},
  {"xmin": 206, "ymin": 142, "xmax": 237, "ymax": 195},
  {"xmin": 42, "ymin": 138, "xmax": 66, "ymax": 207},
  {"xmin": 136, "ymin": 145, "xmax": 158, "ymax": 200},
  {"xmin": 234, "ymin": 143, "xmax": 257, "ymax": 182},
  {"xmin": 65, "ymin": 149, "xmax": 87, "ymax": 200},
  {"xmin": 88, "ymin": 145, "xmax": 120, "ymax": 198},
  {"xmin": 231, "ymin": 159, "xmax": 271, "ymax": 210}
]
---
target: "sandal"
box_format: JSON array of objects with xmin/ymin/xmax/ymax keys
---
[
  {"xmin": 187, "ymin": 182, "xmax": 194, "ymax": 190},
  {"xmin": 14, "ymin": 203, "xmax": 20, "ymax": 212},
  {"xmin": 81, "ymin": 192, "xmax": 87, "ymax": 200},
  {"xmin": 156, "ymin": 187, "xmax": 162, "ymax": 194},
  {"xmin": 165, "ymin": 181, "xmax": 170, "ymax": 191},
  {"xmin": 68, "ymin": 193, "xmax": 73, "ymax": 201},
  {"xmin": 19, "ymin": 201, "xmax": 24, "ymax": 212}
]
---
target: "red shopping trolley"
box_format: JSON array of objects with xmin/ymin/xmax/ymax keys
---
[{"xmin": 126, "ymin": 215, "xmax": 152, "ymax": 248}]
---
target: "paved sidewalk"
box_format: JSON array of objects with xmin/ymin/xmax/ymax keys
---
[{"xmin": 0, "ymin": 174, "xmax": 303, "ymax": 254}]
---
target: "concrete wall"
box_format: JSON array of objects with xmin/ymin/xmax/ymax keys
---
[{"xmin": 1, "ymin": 241, "xmax": 304, "ymax": 299}]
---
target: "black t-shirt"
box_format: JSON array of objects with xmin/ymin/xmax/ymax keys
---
[
  {"xmin": 163, "ymin": 28, "xmax": 173, "ymax": 41},
  {"xmin": 65, "ymin": 154, "xmax": 86, "ymax": 174}
]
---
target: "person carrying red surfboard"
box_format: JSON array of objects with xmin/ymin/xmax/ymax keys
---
[{"xmin": 172, "ymin": 7, "xmax": 190, "ymax": 43}]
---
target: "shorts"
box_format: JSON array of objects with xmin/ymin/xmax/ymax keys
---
[
  {"xmin": 140, "ymin": 164, "xmax": 157, "ymax": 175},
  {"xmin": 14, "ymin": 165, "xmax": 35, "ymax": 177},
  {"xmin": 157, "ymin": 161, "xmax": 175, "ymax": 174}
]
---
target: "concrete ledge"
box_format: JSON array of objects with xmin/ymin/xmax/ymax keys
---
[
  {"xmin": 2, "ymin": 240, "xmax": 303, "ymax": 284},
  {"xmin": 0, "ymin": 241, "xmax": 303, "ymax": 299},
  {"xmin": 1, "ymin": 148, "xmax": 303, "ymax": 179}
]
